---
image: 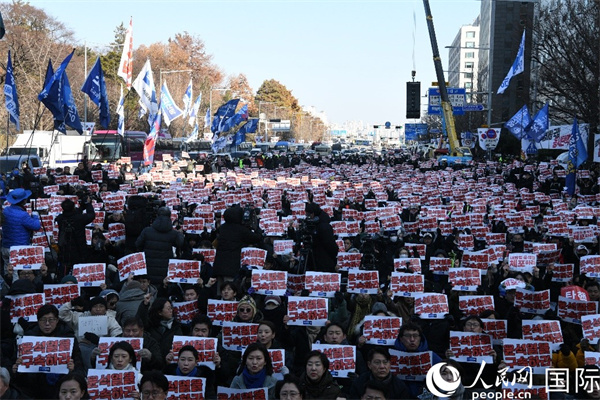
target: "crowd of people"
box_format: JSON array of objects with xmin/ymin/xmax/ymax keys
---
[{"xmin": 0, "ymin": 148, "xmax": 598, "ymax": 400}]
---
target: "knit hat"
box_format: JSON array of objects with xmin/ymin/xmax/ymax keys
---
[
  {"xmin": 61, "ymin": 275, "xmax": 78, "ymax": 284},
  {"xmin": 371, "ymin": 302, "xmax": 388, "ymax": 315},
  {"xmin": 100, "ymin": 289, "xmax": 120, "ymax": 301},
  {"xmin": 8, "ymin": 279, "xmax": 36, "ymax": 295},
  {"xmin": 89, "ymin": 296, "xmax": 107, "ymax": 309},
  {"xmin": 238, "ymin": 295, "xmax": 257, "ymax": 316}
]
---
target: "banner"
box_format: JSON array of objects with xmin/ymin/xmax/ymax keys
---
[
  {"xmin": 558, "ymin": 296, "xmax": 598, "ymax": 324},
  {"xmin": 221, "ymin": 322, "xmax": 258, "ymax": 351},
  {"xmin": 250, "ymin": 270, "xmax": 287, "ymax": 295},
  {"xmin": 388, "ymin": 350, "xmax": 432, "ymax": 380},
  {"xmin": 312, "ymin": 344, "xmax": 356, "ymax": 378},
  {"xmin": 240, "ymin": 247, "xmax": 267, "ymax": 269},
  {"xmin": 87, "ymin": 369, "xmax": 138, "ymax": 400},
  {"xmin": 522, "ymin": 320, "xmax": 563, "ymax": 351},
  {"xmin": 305, "ymin": 271, "xmax": 341, "ymax": 297},
  {"xmin": 538, "ymin": 123, "xmax": 590, "ymax": 150},
  {"xmin": 481, "ymin": 319, "xmax": 507, "ymax": 345},
  {"xmin": 167, "ymin": 259, "xmax": 201, "ymax": 283},
  {"xmin": 17, "ymin": 336, "xmax": 74, "ymax": 374},
  {"xmin": 72, "ymin": 263, "xmax": 105, "ymax": 287},
  {"xmin": 78, "ymin": 316, "xmax": 108, "ymax": 337},
  {"xmin": 448, "ymin": 268, "xmax": 481, "ymax": 291},
  {"xmin": 582, "ymin": 314, "xmax": 600, "ymax": 342},
  {"xmin": 478, "ymin": 128, "xmax": 501, "ymax": 151},
  {"xmin": 172, "ymin": 300, "xmax": 200, "ymax": 325},
  {"xmin": 287, "ymin": 296, "xmax": 328, "ymax": 326},
  {"xmin": 362, "ymin": 316, "xmax": 402, "ymax": 346},
  {"xmin": 207, "ymin": 300, "xmax": 237, "ymax": 327},
  {"xmin": 508, "ymin": 253, "xmax": 537, "ymax": 274},
  {"xmin": 117, "ymin": 252, "xmax": 147, "ymax": 281}
]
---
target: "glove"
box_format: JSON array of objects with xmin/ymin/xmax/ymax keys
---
[{"xmin": 84, "ymin": 332, "xmax": 100, "ymax": 346}]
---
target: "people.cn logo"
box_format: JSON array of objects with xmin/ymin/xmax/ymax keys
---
[{"xmin": 425, "ymin": 362, "xmax": 462, "ymax": 398}]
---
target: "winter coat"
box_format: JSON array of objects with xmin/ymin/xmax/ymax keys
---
[
  {"xmin": 116, "ymin": 282, "xmax": 147, "ymax": 326},
  {"xmin": 307, "ymin": 210, "xmax": 338, "ymax": 273},
  {"xmin": 213, "ymin": 207, "xmax": 262, "ymax": 278},
  {"xmin": 300, "ymin": 370, "xmax": 341, "ymax": 400},
  {"xmin": 348, "ymin": 372, "xmax": 410, "ymax": 400},
  {"xmin": 136, "ymin": 301, "xmax": 183, "ymax": 359},
  {"xmin": 1, "ymin": 205, "xmax": 40, "ymax": 248},
  {"xmin": 393, "ymin": 333, "xmax": 442, "ymax": 399},
  {"xmin": 58, "ymin": 301, "xmax": 122, "ymax": 339},
  {"xmin": 136, "ymin": 215, "xmax": 184, "ymax": 284},
  {"xmin": 163, "ymin": 363, "xmax": 216, "ymax": 398},
  {"xmin": 230, "ymin": 373, "xmax": 277, "ymax": 399},
  {"xmin": 55, "ymin": 202, "xmax": 96, "ymax": 265},
  {"xmin": 552, "ymin": 350, "xmax": 578, "ymax": 371}
]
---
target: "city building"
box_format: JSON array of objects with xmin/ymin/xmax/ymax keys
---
[{"xmin": 447, "ymin": 18, "xmax": 481, "ymax": 102}]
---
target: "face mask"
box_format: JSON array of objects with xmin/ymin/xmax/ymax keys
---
[{"xmin": 399, "ymin": 253, "xmax": 409, "ymax": 258}]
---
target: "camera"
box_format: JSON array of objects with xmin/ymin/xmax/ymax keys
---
[{"xmin": 242, "ymin": 204, "xmax": 259, "ymax": 230}]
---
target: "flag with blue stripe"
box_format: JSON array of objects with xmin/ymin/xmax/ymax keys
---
[
  {"xmin": 116, "ymin": 84, "xmax": 125, "ymax": 136},
  {"xmin": 188, "ymin": 94, "xmax": 202, "ymax": 127},
  {"xmin": 498, "ymin": 30, "xmax": 525, "ymax": 94},
  {"xmin": 143, "ymin": 111, "xmax": 161, "ymax": 166},
  {"xmin": 221, "ymin": 104, "xmax": 248, "ymax": 133},
  {"xmin": 525, "ymin": 103, "xmax": 548, "ymax": 143},
  {"xmin": 182, "ymin": 79, "xmax": 193, "ymax": 118},
  {"xmin": 132, "ymin": 59, "xmax": 158, "ymax": 126},
  {"xmin": 504, "ymin": 104, "xmax": 531, "ymax": 140},
  {"xmin": 4, "ymin": 50, "xmax": 20, "ymax": 131},
  {"xmin": 160, "ymin": 81, "xmax": 183, "ymax": 126}
]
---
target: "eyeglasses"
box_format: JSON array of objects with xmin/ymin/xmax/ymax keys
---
[
  {"xmin": 39, "ymin": 317, "xmax": 58, "ymax": 324},
  {"xmin": 465, "ymin": 322, "xmax": 481, "ymax": 328},
  {"xmin": 142, "ymin": 389, "xmax": 165, "ymax": 399},
  {"xmin": 402, "ymin": 333, "xmax": 419, "ymax": 339},
  {"xmin": 280, "ymin": 391, "xmax": 300, "ymax": 399}
]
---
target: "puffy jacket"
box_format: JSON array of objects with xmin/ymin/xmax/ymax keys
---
[
  {"xmin": 58, "ymin": 301, "xmax": 122, "ymax": 339},
  {"xmin": 2, "ymin": 205, "xmax": 40, "ymax": 248},
  {"xmin": 116, "ymin": 283, "xmax": 147, "ymax": 326},
  {"xmin": 55, "ymin": 202, "xmax": 96, "ymax": 266},
  {"xmin": 552, "ymin": 350, "xmax": 578, "ymax": 371},
  {"xmin": 213, "ymin": 206, "xmax": 262, "ymax": 278},
  {"xmin": 307, "ymin": 211, "xmax": 338, "ymax": 273},
  {"xmin": 136, "ymin": 215, "xmax": 184, "ymax": 284}
]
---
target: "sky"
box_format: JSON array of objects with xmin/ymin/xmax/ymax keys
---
[{"xmin": 26, "ymin": 0, "xmax": 481, "ymax": 127}]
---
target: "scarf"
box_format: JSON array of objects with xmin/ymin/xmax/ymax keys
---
[
  {"xmin": 242, "ymin": 366, "xmax": 267, "ymax": 389},
  {"xmin": 160, "ymin": 318, "xmax": 174, "ymax": 330},
  {"xmin": 176, "ymin": 365, "xmax": 198, "ymax": 377}
]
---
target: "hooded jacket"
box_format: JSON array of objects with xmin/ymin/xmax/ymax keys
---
[
  {"xmin": 213, "ymin": 206, "xmax": 262, "ymax": 278},
  {"xmin": 136, "ymin": 215, "xmax": 184, "ymax": 284},
  {"xmin": 307, "ymin": 210, "xmax": 338, "ymax": 273},
  {"xmin": 2, "ymin": 204, "xmax": 40, "ymax": 248},
  {"xmin": 116, "ymin": 281, "xmax": 147, "ymax": 326}
]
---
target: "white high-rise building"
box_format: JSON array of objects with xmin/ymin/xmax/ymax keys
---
[{"xmin": 447, "ymin": 17, "xmax": 480, "ymax": 103}]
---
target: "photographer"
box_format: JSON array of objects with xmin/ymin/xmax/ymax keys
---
[
  {"xmin": 212, "ymin": 205, "xmax": 262, "ymax": 290},
  {"xmin": 303, "ymin": 203, "xmax": 338, "ymax": 273},
  {"xmin": 55, "ymin": 192, "xmax": 96, "ymax": 278}
]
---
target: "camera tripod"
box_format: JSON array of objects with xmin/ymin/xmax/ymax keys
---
[{"xmin": 296, "ymin": 246, "xmax": 315, "ymax": 275}]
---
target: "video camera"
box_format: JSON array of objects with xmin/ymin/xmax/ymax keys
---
[
  {"xmin": 242, "ymin": 204, "xmax": 259, "ymax": 231},
  {"xmin": 297, "ymin": 216, "xmax": 319, "ymax": 247}
]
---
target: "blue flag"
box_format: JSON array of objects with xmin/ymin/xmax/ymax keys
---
[
  {"xmin": 43, "ymin": 59, "xmax": 54, "ymax": 90},
  {"xmin": 212, "ymin": 99, "xmax": 241, "ymax": 135},
  {"xmin": 221, "ymin": 104, "xmax": 248, "ymax": 133},
  {"xmin": 571, "ymin": 117, "xmax": 587, "ymax": 168},
  {"xmin": 4, "ymin": 50, "xmax": 20, "ymax": 131},
  {"xmin": 185, "ymin": 124, "xmax": 199, "ymax": 144},
  {"xmin": 160, "ymin": 82, "xmax": 184, "ymax": 126},
  {"xmin": 498, "ymin": 30, "xmax": 525, "ymax": 94},
  {"xmin": 239, "ymin": 119, "xmax": 259, "ymax": 134},
  {"xmin": 204, "ymin": 107, "xmax": 211, "ymax": 128},
  {"xmin": 81, "ymin": 57, "xmax": 110, "ymax": 128},
  {"xmin": 504, "ymin": 104, "xmax": 531, "ymax": 140},
  {"xmin": 57, "ymin": 72, "xmax": 83, "ymax": 134},
  {"xmin": 182, "ymin": 79, "xmax": 193, "ymax": 118},
  {"xmin": 525, "ymin": 103, "xmax": 549, "ymax": 143},
  {"xmin": 188, "ymin": 94, "xmax": 202, "ymax": 127},
  {"xmin": 38, "ymin": 50, "xmax": 74, "ymax": 122}
]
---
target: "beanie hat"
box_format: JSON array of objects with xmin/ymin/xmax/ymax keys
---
[
  {"xmin": 89, "ymin": 296, "xmax": 107, "ymax": 309},
  {"xmin": 238, "ymin": 295, "xmax": 257, "ymax": 316},
  {"xmin": 8, "ymin": 279, "xmax": 36, "ymax": 295},
  {"xmin": 371, "ymin": 302, "xmax": 388, "ymax": 315},
  {"xmin": 61, "ymin": 275, "xmax": 78, "ymax": 284},
  {"xmin": 100, "ymin": 289, "xmax": 120, "ymax": 300}
]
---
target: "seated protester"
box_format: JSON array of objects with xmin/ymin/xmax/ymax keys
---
[
  {"xmin": 353, "ymin": 302, "xmax": 395, "ymax": 361},
  {"xmin": 234, "ymin": 295, "xmax": 263, "ymax": 323},
  {"xmin": 257, "ymin": 320, "xmax": 291, "ymax": 373},
  {"xmin": 136, "ymin": 297, "xmax": 183, "ymax": 359},
  {"xmin": 58, "ymin": 296, "xmax": 122, "ymax": 372},
  {"xmin": 121, "ymin": 316, "xmax": 164, "ymax": 373},
  {"xmin": 444, "ymin": 315, "xmax": 499, "ymax": 389},
  {"xmin": 56, "ymin": 372, "xmax": 89, "ymax": 400},
  {"xmin": 393, "ymin": 322, "xmax": 442, "ymax": 398},
  {"xmin": 117, "ymin": 276, "xmax": 150, "ymax": 326},
  {"xmin": 106, "ymin": 341, "xmax": 139, "ymax": 372},
  {"xmin": 299, "ymin": 350, "xmax": 341, "ymax": 400},
  {"xmin": 275, "ymin": 374, "xmax": 306, "ymax": 400},
  {"xmin": 360, "ymin": 381, "xmax": 389, "ymax": 400},
  {"xmin": 230, "ymin": 343, "xmax": 277, "ymax": 398},
  {"xmin": 348, "ymin": 347, "xmax": 410, "ymax": 400},
  {"xmin": 12, "ymin": 305, "xmax": 84, "ymax": 399},
  {"xmin": 163, "ymin": 345, "xmax": 216, "ymax": 399}
]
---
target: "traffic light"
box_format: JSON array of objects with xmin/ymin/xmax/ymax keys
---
[{"xmin": 406, "ymin": 81, "xmax": 421, "ymax": 119}]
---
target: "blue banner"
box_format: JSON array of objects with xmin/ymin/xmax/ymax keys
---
[
  {"xmin": 4, "ymin": 50, "xmax": 20, "ymax": 131},
  {"xmin": 81, "ymin": 57, "xmax": 110, "ymax": 128}
]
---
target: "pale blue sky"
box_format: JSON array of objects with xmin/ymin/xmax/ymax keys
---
[{"xmin": 27, "ymin": 0, "xmax": 480, "ymax": 126}]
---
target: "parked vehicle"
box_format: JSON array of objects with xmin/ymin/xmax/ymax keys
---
[{"xmin": 8, "ymin": 130, "xmax": 91, "ymax": 169}]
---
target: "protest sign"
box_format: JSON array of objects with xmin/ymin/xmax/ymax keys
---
[
  {"xmin": 305, "ymin": 271, "xmax": 341, "ymax": 297},
  {"xmin": 192, "ymin": 248, "xmax": 216, "ymax": 264},
  {"xmin": 362, "ymin": 316, "xmax": 402, "ymax": 346},
  {"xmin": 413, "ymin": 293, "xmax": 449, "ymax": 319},
  {"xmin": 9, "ymin": 245, "xmax": 44, "ymax": 270},
  {"xmin": 558, "ymin": 295, "xmax": 598, "ymax": 324},
  {"xmin": 461, "ymin": 251, "xmax": 491, "ymax": 272},
  {"xmin": 448, "ymin": 268, "xmax": 481, "ymax": 291},
  {"xmin": 481, "ymin": 319, "xmax": 507, "ymax": 345},
  {"xmin": 551, "ymin": 263, "xmax": 574, "ymax": 283},
  {"xmin": 117, "ymin": 252, "xmax": 147, "ymax": 281},
  {"xmin": 449, "ymin": 331, "xmax": 494, "ymax": 364},
  {"xmin": 172, "ymin": 300, "xmax": 200, "ymax": 325},
  {"xmin": 43, "ymin": 284, "xmax": 79, "ymax": 307},
  {"xmin": 522, "ymin": 320, "xmax": 563, "ymax": 351},
  {"xmin": 87, "ymin": 369, "xmax": 138, "ymax": 400},
  {"xmin": 167, "ymin": 259, "xmax": 201, "ymax": 283},
  {"xmin": 393, "ymin": 258, "xmax": 421, "ymax": 274},
  {"xmin": 347, "ymin": 270, "xmax": 379, "ymax": 294},
  {"xmin": 312, "ymin": 344, "xmax": 356, "ymax": 378},
  {"xmin": 72, "ymin": 263, "xmax": 106, "ymax": 287},
  {"xmin": 584, "ymin": 351, "xmax": 600, "ymax": 368},
  {"xmin": 336, "ymin": 252, "xmax": 362, "ymax": 271},
  {"xmin": 580, "ymin": 255, "xmax": 600, "ymax": 278},
  {"xmin": 390, "ymin": 272, "xmax": 424, "ymax": 297},
  {"xmin": 95, "ymin": 337, "xmax": 143, "ymax": 370},
  {"xmin": 221, "ymin": 322, "xmax": 259, "ymax": 351},
  {"xmin": 582, "ymin": 314, "xmax": 600, "ymax": 342},
  {"xmin": 107, "ymin": 223, "xmax": 125, "ymax": 242},
  {"xmin": 514, "ymin": 289, "xmax": 550, "ymax": 314},
  {"xmin": 78, "ymin": 316, "xmax": 108, "ymax": 337},
  {"xmin": 207, "ymin": 300, "xmax": 237, "ymax": 327},
  {"xmin": 486, "ymin": 232, "xmax": 506, "ymax": 245},
  {"xmin": 388, "ymin": 350, "xmax": 432, "ymax": 380},
  {"xmin": 429, "ymin": 257, "xmax": 452, "ymax": 275},
  {"xmin": 287, "ymin": 274, "xmax": 305, "ymax": 295},
  {"xmin": 216, "ymin": 387, "xmax": 267, "ymax": 400},
  {"xmin": 273, "ymin": 240, "xmax": 294, "ymax": 255},
  {"xmin": 287, "ymin": 296, "xmax": 328, "ymax": 326},
  {"xmin": 250, "ymin": 270, "xmax": 288, "ymax": 295},
  {"xmin": 508, "ymin": 253, "xmax": 537, "ymax": 274},
  {"xmin": 268, "ymin": 349, "xmax": 286, "ymax": 379},
  {"xmin": 240, "ymin": 247, "xmax": 267, "ymax": 269},
  {"xmin": 503, "ymin": 339, "xmax": 552, "ymax": 374},
  {"xmin": 166, "ymin": 376, "xmax": 206, "ymax": 400},
  {"xmin": 183, "ymin": 217, "xmax": 205, "ymax": 234},
  {"xmin": 170, "ymin": 336, "xmax": 218, "ymax": 369},
  {"xmin": 458, "ymin": 295, "xmax": 494, "ymax": 316},
  {"xmin": 17, "ymin": 336, "xmax": 74, "ymax": 374},
  {"xmin": 404, "ymin": 243, "xmax": 426, "ymax": 260},
  {"xmin": 6, "ymin": 293, "xmax": 45, "ymax": 322}
]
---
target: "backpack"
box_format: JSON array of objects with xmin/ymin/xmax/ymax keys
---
[{"xmin": 58, "ymin": 218, "xmax": 76, "ymax": 248}]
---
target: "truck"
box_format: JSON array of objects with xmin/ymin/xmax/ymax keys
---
[
  {"xmin": 7, "ymin": 130, "xmax": 93, "ymax": 169},
  {"xmin": 422, "ymin": 0, "xmax": 473, "ymax": 166}
]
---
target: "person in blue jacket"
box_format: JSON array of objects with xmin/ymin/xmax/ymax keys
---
[
  {"xmin": 393, "ymin": 321, "xmax": 442, "ymax": 398},
  {"xmin": 1, "ymin": 188, "xmax": 40, "ymax": 277}
]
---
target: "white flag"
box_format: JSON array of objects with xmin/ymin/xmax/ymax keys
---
[
  {"xmin": 132, "ymin": 59, "xmax": 158, "ymax": 125},
  {"xmin": 117, "ymin": 18, "xmax": 133, "ymax": 89},
  {"xmin": 182, "ymin": 79, "xmax": 193, "ymax": 119},
  {"xmin": 116, "ymin": 84, "xmax": 125, "ymax": 136},
  {"xmin": 497, "ymin": 30, "xmax": 525, "ymax": 94}
]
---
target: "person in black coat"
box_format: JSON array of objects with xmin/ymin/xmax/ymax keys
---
[
  {"xmin": 348, "ymin": 347, "xmax": 410, "ymax": 400},
  {"xmin": 135, "ymin": 207, "xmax": 184, "ymax": 285},
  {"xmin": 304, "ymin": 203, "xmax": 338, "ymax": 273},
  {"xmin": 55, "ymin": 196, "xmax": 96, "ymax": 277},
  {"xmin": 212, "ymin": 205, "xmax": 262, "ymax": 285}
]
